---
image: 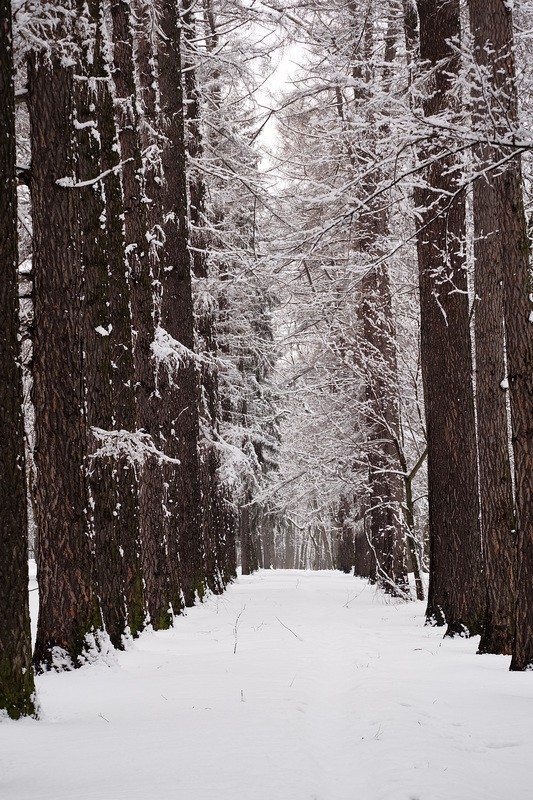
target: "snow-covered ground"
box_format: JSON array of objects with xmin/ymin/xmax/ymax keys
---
[{"xmin": 2, "ymin": 569, "xmax": 532, "ymax": 800}]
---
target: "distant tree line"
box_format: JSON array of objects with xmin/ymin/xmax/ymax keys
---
[{"xmin": 264, "ymin": 0, "xmax": 533, "ymax": 671}]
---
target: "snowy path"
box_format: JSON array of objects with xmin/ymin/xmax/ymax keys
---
[{"xmin": 2, "ymin": 570, "xmax": 533, "ymax": 800}]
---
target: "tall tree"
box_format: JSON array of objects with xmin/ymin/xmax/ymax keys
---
[
  {"xmin": 29, "ymin": 11, "xmax": 104, "ymax": 667},
  {"xmin": 355, "ymin": 6, "xmax": 408, "ymax": 597},
  {"xmin": 155, "ymin": 0, "xmax": 206, "ymax": 606},
  {"xmin": 110, "ymin": 0, "xmax": 172, "ymax": 631},
  {"xmin": 466, "ymin": 0, "xmax": 533, "ymax": 671},
  {"xmin": 0, "ymin": 0, "xmax": 36, "ymax": 717},
  {"xmin": 412, "ymin": 0, "xmax": 483, "ymax": 634},
  {"xmin": 182, "ymin": 0, "xmax": 232, "ymax": 593},
  {"xmin": 75, "ymin": 0, "xmax": 143, "ymax": 646},
  {"xmin": 468, "ymin": 0, "xmax": 516, "ymax": 655}
]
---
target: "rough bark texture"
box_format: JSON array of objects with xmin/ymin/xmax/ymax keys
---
[
  {"xmin": 183, "ymin": 0, "xmax": 229, "ymax": 593},
  {"xmin": 111, "ymin": 0, "xmax": 172, "ymax": 631},
  {"xmin": 92, "ymin": 7, "xmax": 144, "ymax": 641},
  {"xmin": 29, "ymin": 49, "xmax": 103, "ymax": 668},
  {"xmin": 75, "ymin": 14, "xmax": 127, "ymax": 649},
  {"xmin": 0, "ymin": 0, "xmax": 36, "ymax": 717},
  {"xmin": 466, "ymin": 2, "xmax": 533, "ymax": 671},
  {"xmin": 134, "ymin": 0, "xmax": 177, "ymax": 629},
  {"xmin": 469, "ymin": 0, "xmax": 517, "ymax": 655},
  {"xmin": 156, "ymin": 0, "xmax": 205, "ymax": 607},
  {"xmin": 414, "ymin": 0, "xmax": 483, "ymax": 635}
]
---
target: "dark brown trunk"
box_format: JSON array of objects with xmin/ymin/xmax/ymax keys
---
[
  {"xmin": 29, "ymin": 50, "xmax": 103, "ymax": 669},
  {"xmin": 468, "ymin": 0, "xmax": 517, "ymax": 655},
  {"xmin": 414, "ymin": 0, "xmax": 483, "ymax": 635},
  {"xmin": 75, "ymin": 7, "xmax": 130, "ymax": 650},
  {"xmin": 0, "ymin": 0, "xmax": 36, "ymax": 716},
  {"xmin": 349, "ymin": 6, "xmax": 408, "ymax": 597},
  {"xmin": 182, "ymin": 0, "xmax": 230, "ymax": 593},
  {"xmin": 466, "ymin": 2, "xmax": 533, "ymax": 671},
  {"xmin": 94, "ymin": 7, "xmax": 144, "ymax": 641},
  {"xmin": 155, "ymin": 0, "xmax": 205, "ymax": 607},
  {"xmin": 129, "ymin": 0, "xmax": 175, "ymax": 630}
]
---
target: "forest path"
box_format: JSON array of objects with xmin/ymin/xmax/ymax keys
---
[{"xmin": 2, "ymin": 569, "xmax": 532, "ymax": 800}]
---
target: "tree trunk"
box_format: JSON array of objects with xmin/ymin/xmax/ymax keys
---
[
  {"xmin": 240, "ymin": 503, "xmax": 259, "ymax": 576},
  {"xmin": 414, "ymin": 0, "xmax": 483, "ymax": 635},
  {"xmin": 29, "ymin": 48, "xmax": 103, "ymax": 669},
  {"xmin": 359, "ymin": 261, "xmax": 408, "ymax": 596},
  {"xmin": 336, "ymin": 496, "xmax": 355, "ymax": 574},
  {"xmin": 0, "ymin": 0, "xmax": 36, "ymax": 717},
  {"xmin": 183, "ymin": 0, "xmax": 228, "ymax": 594},
  {"xmin": 466, "ymin": 1, "xmax": 533, "ymax": 671},
  {"xmin": 87, "ymin": 4, "xmax": 144, "ymax": 642},
  {"xmin": 155, "ymin": 0, "xmax": 205, "ymax": 606},
  {"xmin": 130, "ymin": 0, "xmax": 175, "ymax": 630},
  {"xmin": 75, "ymin": 5, "xmax": 129, "ymax": 650},
  {"xmin": 468, "ymin": 0, "xmax": 517, "ymax": 655},
  {"xmin": 348, "ymin": 6, "xmax": 408, "ymax": 597}
]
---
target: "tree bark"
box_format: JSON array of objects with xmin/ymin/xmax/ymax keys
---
[
  {"xmin": 466, "ymin": 1, "xmax": 533, "ymax": 671},
  {"xmin": 29, "ymin": 46, "xmax": 103, "ymax": 669},
  {"xmin": 134, "ymin": 0, "xmax": 177, "ymax": 629},
  {"xmin": 468, "ymin": 0, "xmax": 517, "ymax": 655},
  {"xmin": 414, "ymin": 0, "xmax": 483, "ymax": 635},
  {"xmin": 75, "ymin": 4, "xmax": 129, "ymax": 649},
  {"xmin": 0, "ymin": 0, "xmax": 36, "ymax": 716},
  {"xmin": 182, "ymin": 0, "xmax": 231, "ymax": 593},
  {"xmin": 155, "ymin": 0, "xmax": 206, "ymax": 606}
]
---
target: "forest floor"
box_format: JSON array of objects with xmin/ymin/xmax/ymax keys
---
[{"xmin": 2, "ymin": 568, "xmax": 532, "ymax": 800}]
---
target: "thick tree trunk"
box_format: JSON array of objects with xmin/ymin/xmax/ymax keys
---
[
  {"xmin": 129, "ymin": 0, "xmax": 175, "ymax": 630},
  {"xmin": 466, "ymin": 1, "xmax": 533, "ymax": 671},
  {"xmin": 468, "ymin": 0, "xmax": 517, "ymax": 655},
  {"xmin": 29, "ymin": 50, "xmax": 103, "ymax": 668},
  {"xmin": 414, "ymin": 0, "xmax": 483, "ymax": 635},
  {"xmin": 84, "ymin": 5, "xmax": 144, "ymax": 643},
  {"xmin": 155, "ymin": 0, "xmax": 205, "ymax": 606},
  {"xmin": 182, "ymin": 0, "xmax": 230, "ymax": 593},
  {"xmin": 0, "ymin": 0, "xmax": 36, "ymax": 717},
  {"xmin": 75, "ymin": 13, "xmax": 128, "ymax": 650}
]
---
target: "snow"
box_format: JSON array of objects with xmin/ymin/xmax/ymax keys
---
[{"xmin": 2, "ymin": 568, "xmax": 533, "ymax": 800}]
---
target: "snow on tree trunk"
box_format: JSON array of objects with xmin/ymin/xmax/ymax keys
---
[
  {"xmin": 29, "ymin": 40, "xmax": 103, "ymax": 670},
  {"xmin": 413, "ymin": 0, "xmax": 483, "ymax": 635},
  {"xmin": 468, "ymin": 0, "xmax": 517, "ymax": 656},
  {"xmin": 0, "ymin": 0, "xmax": 36, "ymax": 717}
]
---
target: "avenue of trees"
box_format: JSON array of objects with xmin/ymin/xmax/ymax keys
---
[{"xmin": 3, "ymin": 0, "xmax": 533, "ymax": 719}]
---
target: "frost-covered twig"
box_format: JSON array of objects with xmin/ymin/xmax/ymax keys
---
[
  {"xmin": 233, "ymin": 606, "xmax": 246, "ymax": 654},
  {"xmin": 56, "ymin": 159, "xmax": 133, "ymax": 189},
  {"xmin": 90, "ymin": 428, "xmax": 180, "ymax": 466}
]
